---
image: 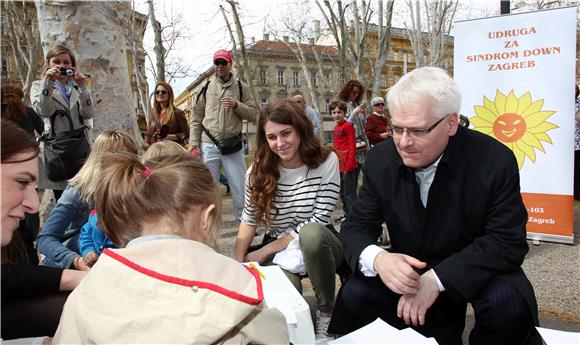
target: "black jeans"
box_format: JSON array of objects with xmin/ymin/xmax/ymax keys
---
[{"xmin": 340, "ymin": 167, "xmax": 359, "ymax": 215}]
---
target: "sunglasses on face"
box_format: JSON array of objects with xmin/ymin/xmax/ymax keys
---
[
  {"xmin": 214, "ymin": 60, "xmax": 229, "ymax": 66},
  {"xmin": 155, "ymin": 90, "xmax": 168, "ymax": 95},
  {"xmin": 374, "ymin": 103, "xmax": 385, "ymax": 107}
]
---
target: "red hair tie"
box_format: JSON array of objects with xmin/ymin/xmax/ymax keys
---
[{"xmin": 142, "ymin": 166, "xmax": 152, "ymax": 178}]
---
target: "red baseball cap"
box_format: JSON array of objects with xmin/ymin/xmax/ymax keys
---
[{"xmin": 213, "ymin": 49, "xmax": 233, "ymax": 63}]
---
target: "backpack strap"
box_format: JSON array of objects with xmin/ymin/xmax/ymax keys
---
[
  {"xmin": 195, "ymin": 80, "xmax": 211, "ymax": 104},
  {"xmin": 201, "ymin": 125, "xmax": 221, "ymax": 147},
  {"xmin": 195, "ymin": 78, "xmax": 244, "ymax": 104}
]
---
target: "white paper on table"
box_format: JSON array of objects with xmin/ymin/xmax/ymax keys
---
[
  {"xmin": 327, "ymin": 318, "xmax": 437, "ymax": 344},
  {"xmin": 263, "ymin": 291, "xmax": 297, "ymax": 325},
  {"xmin": 243, "ymin": 263, "xmax": 298, "ymax": 325},
  {"xmin": 536, "ymin": 327, "xmax": 580, "ymax": 345}
]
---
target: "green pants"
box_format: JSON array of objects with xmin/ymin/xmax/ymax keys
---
[{"xmin": 264, "ymin": 223, "xmax": 343, "ymax": 313}]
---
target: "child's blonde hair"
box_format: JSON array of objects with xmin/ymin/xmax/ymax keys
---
[
  {"xmin": 142, "ymin": 141, "xmax": 186, "ymax": 162},
  {"xmin": 95, "ymin": 152, "xmax": 220, "ymax": 247},
  {"xmin": 70, "ymin": 130, "xmax": 138, "ymax": 204}
]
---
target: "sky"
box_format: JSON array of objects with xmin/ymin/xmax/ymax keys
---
[
  {"xmin": 133, "ymin": 0, "xmax": 508, "ymax": 96},
  {"xmin": 134, "ymin": 0, "xmax": 290, "ymax": 95}
]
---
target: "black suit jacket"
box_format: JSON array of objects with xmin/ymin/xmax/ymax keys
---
[{"xmin": 341, "ymin": 126, "xmax": 537, "ymax": 319}]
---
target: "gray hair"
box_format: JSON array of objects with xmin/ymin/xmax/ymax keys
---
[{"xmin": 386, "ymin": 67, "xmax": 461, "ymax": 119}]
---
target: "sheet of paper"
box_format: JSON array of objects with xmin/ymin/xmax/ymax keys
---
[
  {"xmin": 244, "ymin": 263, "xmax": 298, "ymax": 325},
  {"xmin": 327, "ymin": 318, "xmax": 437, "ymax": 344},
  {"xmin": 536, "ymin": 327, "xmax": 580, "ymax": 345}
]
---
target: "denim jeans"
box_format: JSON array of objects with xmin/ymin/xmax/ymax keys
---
[{"xmin": 201, "ymin": 141, "xmax": 246, "ymax": 220}]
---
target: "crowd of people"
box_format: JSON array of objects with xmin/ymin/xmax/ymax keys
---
[{"xmin": 1, "ymin": 43, "xmax": 543, "ymax": 345}]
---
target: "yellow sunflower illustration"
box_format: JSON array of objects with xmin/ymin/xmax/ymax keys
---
[{"xmin": 470, "ymin": 90, "xmax": 558, "ymax": 170}]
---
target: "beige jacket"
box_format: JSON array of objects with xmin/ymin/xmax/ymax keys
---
[
  {"xmin": 31, "ymin": 77, "xmax": 94, "ymax": 189},
  {"xmin": 189, "ymin": 74, "xmax": 257, "ymax": 147},
  {"xmin": 53, "ymin": 239, "xmax": 289, "ymax": 344}
]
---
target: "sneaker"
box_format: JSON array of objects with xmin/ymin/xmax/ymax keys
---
[{"xmin": 315, "ymin": 310, "xmax": 332, "ymax": 343}]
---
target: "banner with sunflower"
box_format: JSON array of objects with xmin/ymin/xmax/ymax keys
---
[{"xmin": 454, "ymin": 6, "xmax": 577, "ymax": 244}]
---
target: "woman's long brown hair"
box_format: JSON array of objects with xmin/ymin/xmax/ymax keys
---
[
  {"xmin": 338, "ymin": 80, "xmax": 365, "ymax": 104},
  {"xmin": 150, "ymin": 81, "xmax": 177, "ymax": 130},
  {"xmin": 1, "ymin": 85, "xmax": 26, "ymax": 123},
  {"xmin": 249, "ymin": 99, "xmax": 330, "ymax": 227}
]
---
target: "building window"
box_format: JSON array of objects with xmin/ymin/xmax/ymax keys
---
[
  {"xmin": 261, "ymin": 96, "xmax": 268, "ymax": 107},
  {"xmin": 324, "ymin": 72, "xmax": 331, "ymax": 85},
  {"xmin": 393, "ymin": 51, "xmax": 398, "ymax": 61},
  {"xmin": 310, "ymin": 71, "xmax": 317, "ymax": 87},
  {"xmin": 1, "ymin": 58, "xmax": 8, "ymax": 76},
  {"xmin": 277, "ymin": 70, "xmax": 284, "ymax": 85},
  {"xmin": 325, "ymin": 98, "xmax": 331, "ymax": 113},
  {"xmin": 293, "ymin": 71, "xmax": 300, "ymax": 86},
  {"xmin": 259, "ymin": 69, "xmax": 267, "ymax": 85}
]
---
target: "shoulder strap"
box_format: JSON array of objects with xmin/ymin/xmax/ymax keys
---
[
  {"xmin": 49, "ymin": 110, "xmax": 75, "ymax": 136},
  {"xmin": 196, "ymin": 78, "xmax": 242, "ymax": 103},
  {"xmin": 201, "ymin": 125, "xmax": 220, "ymax": 147},
  {"xmin": 195, "ymin": 80, "xmax": 211, "ymax": 104},
  {"xmin": 237, "ymin": 79, "xmax": 243, "ymax": 101}
]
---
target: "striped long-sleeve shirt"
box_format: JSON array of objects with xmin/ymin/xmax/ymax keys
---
[{"xmin": 242, "ymin": 152, "xmax": 341, "ymax": 238}]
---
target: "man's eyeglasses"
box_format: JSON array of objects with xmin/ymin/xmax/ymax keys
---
[
  {"xmin": 388, "ymin": 114, "xmax": 450, "ymax": 138},
  {"xmin": 374, "ymin": 103, "xmax": 385, "ymax": 107},
  {"xmin": 214, "ymin": 60, "xmax": 229, "ymax": 66},
  {"xmin": 154, "ymin": 90, "xmax": 168, "ymax": 95}
]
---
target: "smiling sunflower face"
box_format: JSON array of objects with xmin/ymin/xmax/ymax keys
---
[{"xmin": 470, "ymin": 90, "xmax": 558, "ymax": 170}]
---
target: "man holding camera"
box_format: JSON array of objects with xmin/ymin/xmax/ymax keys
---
[{"xmin": 189, "ymin": 49, "xmax": 257, "ymax": 221}]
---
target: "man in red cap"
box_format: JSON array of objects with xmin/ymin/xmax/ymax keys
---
[{"xmin": 189, "ymin": 49, "xmax": 257, "ymax": 221}]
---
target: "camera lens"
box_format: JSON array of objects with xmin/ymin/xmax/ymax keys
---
[{"xmin": 60, "ymin": 67, "xmax": 75, "ymax": 77}]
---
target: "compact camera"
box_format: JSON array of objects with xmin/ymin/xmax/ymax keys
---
[{"xmin": 59, "ymin": 67, "xmax": 75, "ymax": 77}]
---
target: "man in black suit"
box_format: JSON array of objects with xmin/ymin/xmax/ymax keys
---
[{"xmin": 328, "ymin": 67, "xmax": 540, "ymax": 345}]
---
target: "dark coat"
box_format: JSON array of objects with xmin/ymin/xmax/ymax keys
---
[{"xmin": 340, "ymin": 125, "xmax": 538, "ymax": 321}]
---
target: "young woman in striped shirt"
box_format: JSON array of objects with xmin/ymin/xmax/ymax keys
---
[{"xmin": 234, "ymin": 99, "xmax": 343, "ymax": 340}]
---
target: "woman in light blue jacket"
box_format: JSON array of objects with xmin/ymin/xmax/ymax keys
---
[{"xmin": 37, "ymin": 130, "xmax": 137, "ymax": 270}]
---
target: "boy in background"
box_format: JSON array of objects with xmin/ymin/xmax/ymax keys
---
[{"xmin": 331, "ymin": 101, "xmax": 358, "ymax": 222}]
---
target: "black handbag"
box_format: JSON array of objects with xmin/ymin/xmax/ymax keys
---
[
  {"xmin": 201, "ymin": 125, "xmax": 242, "ymax": 155},
  {"xmin": 41, "ymin": 110, "xmax": 91, "ymax": 181}
]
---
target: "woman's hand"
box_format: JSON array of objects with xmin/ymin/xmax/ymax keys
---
[
  {"xmin": 83, "ymin": 251, "xmax": 99, "ymax": 268},
  {"xmin": 73, "ymin": 69, "xmax": 87, "ymax": 87},
  {"xmin": 44, "ymin": 67, "xmax": 61, "ymax": 81},
  {"xmin": 73, "ymin": 256, "xmax": 91, "ymax": 271},
  {"xmin": 353, "ymin": 103, "xmax": 367, "ymax": 116}
]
